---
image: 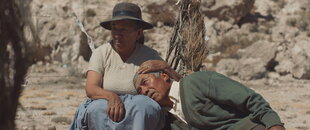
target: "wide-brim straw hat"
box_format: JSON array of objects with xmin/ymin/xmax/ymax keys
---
[{"xmin": 100, "ymin": 2, "xmax": 153, "ymax": 30}]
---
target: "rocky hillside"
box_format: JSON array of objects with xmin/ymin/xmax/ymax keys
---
[{"xmin": 25, "ymin": 0, "xmax": 310, "ymax": 80}]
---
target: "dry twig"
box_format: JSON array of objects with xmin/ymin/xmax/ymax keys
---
[{"xmin": 166, "ymin": 0, "xmax": 208, "ymax": 75}]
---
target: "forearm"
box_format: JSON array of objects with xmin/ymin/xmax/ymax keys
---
[
  {"xmin": 164, "ymin": 67, "xmax": 182, "ymax": 81},
  {"xmin": 85, "ymin": 70, "xmax": 115, "ymax": 100},
  {"xmin": 85, "ymin": 80, "xmax": 125, "ymax": 122},
  {"xmin": 238, "ymin": 89, "xmax": 283, "ymax": 128},
  {"xmin": 138, "ymin": 60, "xmax": 182, "ymax": 81},
  {"xmin": 85, "ymin": 85, "xmax": 114, "ymax": 100},
  {"xmin": 232, "ymin": 89, "xmax": 283, "ymax": 127}
]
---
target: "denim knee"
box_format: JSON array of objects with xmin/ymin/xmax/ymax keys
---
[
  {"xmin": 87, "ymin": 99, "xmax": 109, "ymax": 113},
  {"xmin": 130, "ymin": 95, "xmax": 162, "ymax": 112}
]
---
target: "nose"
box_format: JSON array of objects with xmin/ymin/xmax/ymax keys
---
[
  {"xmin": 112, "ymin": 33, "xmax": 122, "ymax": 42},
  {"xmin": 140, "ymin": 87, "xmax": 149, "ymax": 95}
]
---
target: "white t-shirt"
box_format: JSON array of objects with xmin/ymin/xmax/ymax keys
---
[{"xmin": 87, "ymin": 43, "xmax": 162, "ymax": 95}]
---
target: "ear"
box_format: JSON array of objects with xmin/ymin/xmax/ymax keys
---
[
  {"xmin": 159, "ymin": 72, "xmax": 170, "ymax": 82},
  {"xmin": 136, "ymin": 29, "xmax": 143, "ymax": 40}
]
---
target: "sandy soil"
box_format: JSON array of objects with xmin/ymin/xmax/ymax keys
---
[{"xmin": 15, "ymin": 64, "xmax": 310, "ymax": 130}]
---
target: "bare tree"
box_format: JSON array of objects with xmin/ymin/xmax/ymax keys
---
[
  {"xmin": 0, "ymin": 0, "xmax": 32, "ymax": 129},
  {"xmin": 166, "ymin": 0, "xmax": 208, "ymax": 76}
]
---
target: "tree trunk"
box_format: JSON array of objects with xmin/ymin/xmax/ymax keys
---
[
  {"xmin": 166, "ymin": 0, "xmax": 208, "ymax": 76},
  {"xmin": 0, "ymin": 0, "xmax": 31, "ymax": 129}
]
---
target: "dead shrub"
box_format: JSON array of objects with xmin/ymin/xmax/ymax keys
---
[
  {"xmin": 166, "ymin": 0, "xmax": 207, "ymax": 75},
  {"xmin": 182, "ymin": 18, "xmax": 208, "ymax": 72}
]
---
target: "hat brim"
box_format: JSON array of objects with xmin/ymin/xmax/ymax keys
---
[{"xmin": 100, "ymin": 16, "xmax": 153, "ymax": 30}]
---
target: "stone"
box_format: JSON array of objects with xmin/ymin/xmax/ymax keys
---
[
  {"xmin": 47, "ymin": 126, "xmax": 56, "ymax": 130},
  {"xmin": 215, "ymin": 58, "xmax": 239, "ymax": 76},
  {"xmin": 237, "ymin": 40, "xmax": 278, "ymax": 64},
  {"xmin": 201, "ymin": 0, "xmax": 255, "ymax": 23},
  {"xmin": 238, "ymin": 58, "xmax": 266, "ymax": 80},
  {"xmin": 267, "ymin": 72, "xmax": 280, "ymax": 79},
  {"xmin": 43, "ymin": 111, "xmax": 56, "ymax": 116},
  {"xmin": 216, "ymin": 40, "xmax": 277, "ymax": 80},
  {"xmin": 275, "ymin": 36, "xmax": 310, "ymax": 79},
  {"xmin": 216, "ymin": 57, "xmax": 266, "ymax": 80},
  {"xmin": 51, "ymin": 116, "xmax": 72, "ymax": 124},
  {"xmin": 30, "ymin": 105, "xmax": 47, "ymax": 110}
]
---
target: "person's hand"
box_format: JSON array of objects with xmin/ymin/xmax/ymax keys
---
[
  {"xmin": 268, "ymin": 125, "xmax": 285, "ymax": 130},
  {"xmin": 138, "ymin": 60, "xmax": 182, "ymax": 81},
  {"xmin": 138, "ymin": 60, "xmax": 169, "ymax": 74},
  {"xmin": 106, "ymin": 92, "xmax": 125, "ymax": 122}
]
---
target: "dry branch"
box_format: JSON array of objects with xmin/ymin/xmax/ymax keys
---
[{"xmin": 166, "ymin": 0, "xmax": 208, "ymax": 75}]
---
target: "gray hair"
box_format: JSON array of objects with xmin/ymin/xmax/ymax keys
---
[{"xmin": 133, "ymin": 72, "xmax": 160, "ymax": 89}]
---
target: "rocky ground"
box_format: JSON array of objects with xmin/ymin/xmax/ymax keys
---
[{"xmin": 15, "ymin": 63, "xmax": 310, "ymax": 130}]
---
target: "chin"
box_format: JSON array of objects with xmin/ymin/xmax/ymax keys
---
[{"xmin": 114, "ymin": 43, "xmax": 124, "ymax": 49}]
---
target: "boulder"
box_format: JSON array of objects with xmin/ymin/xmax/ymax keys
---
[
  {"xmin": 237, "ymin": 58, "xmax": 266, "ymax": 80},
  {"xmin": 275, "ymin": 36, "xmax": 310, "ymax": 79},
  {"xmin": 216, "ymin": 59, "xmax": 239, "ymax": 76},
  {"xmin": 216, "ymin": 57, "xmax": 266, "ymax": 80},
  {"xmin": 237, "ymin": 40, "xmax": 278, "ymax": 64},
  {"xmin": 201, "ymin": 0, "xmax": 255, "ymax": 23},
  {"xmin": 216, "ymin": 40, "xmax": 278, "ymax": 80}
]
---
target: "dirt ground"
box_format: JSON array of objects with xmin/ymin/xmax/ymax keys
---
[{"xmin": 15, "ymin": 63, "xmax": 310, "ymax": 130}]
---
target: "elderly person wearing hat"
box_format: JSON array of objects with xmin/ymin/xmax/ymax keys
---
[{"xmin": 70, "ymin": 2, "xmax": 181, "ymax": 130}]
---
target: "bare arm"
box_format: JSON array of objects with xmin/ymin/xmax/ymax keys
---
[
  {"xmin": 85, "ymin": 70, "xmax": 112, "ymax": 99},
  {"xmin": 85, "ymin": 70, "xmax": 124, "ymax": 122},
  {"xmin": 137, "ymin": 60, "xmax": 182, "ymax": 81}
]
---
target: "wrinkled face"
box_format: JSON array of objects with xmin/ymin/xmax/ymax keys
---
[
  {"xmin": 111, "ymin": 20, "xmax": 143, "ymax": 52},
  {"xmin": 134, "ymin": 73, "xmax": 170, "ymax": 104}
]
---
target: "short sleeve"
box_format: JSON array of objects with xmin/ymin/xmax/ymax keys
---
[{"xmin": 86, "ymin": 47, "xmax": 104, "ymax": 76}]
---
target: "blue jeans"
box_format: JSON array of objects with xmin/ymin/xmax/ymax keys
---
[{"xmin": 70, "ymin": 94, "xmax": 165, "ymax": 130}]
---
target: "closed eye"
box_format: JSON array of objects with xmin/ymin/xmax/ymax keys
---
[
  {"xmin": 142, "ymin": 79, "xmax": 146, "ymax": 85},
  {"xmin": 139, "ymin": 78, "xmax": 147, "ymax": 86},
  {"xmin": 136, "ymin": 87, "xmax": 142, "ymax": 94}
]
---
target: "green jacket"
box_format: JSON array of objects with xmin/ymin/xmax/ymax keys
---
[{"xmin": 172, "ymin": 71, "xmax": 282, "ymax": 130}]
